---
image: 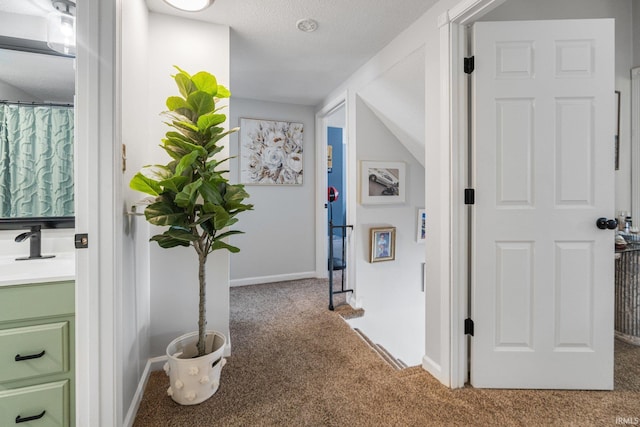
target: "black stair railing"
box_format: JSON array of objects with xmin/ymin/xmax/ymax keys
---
[{"xmin": 329, "ymin": 221, "xmax": 353, "ymax": 310}]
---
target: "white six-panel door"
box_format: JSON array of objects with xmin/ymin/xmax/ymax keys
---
[{"xmin": 472, "ymin": 19, "xmax": 615, "ymax": 389}]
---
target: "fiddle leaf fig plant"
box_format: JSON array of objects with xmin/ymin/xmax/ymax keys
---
[{"xmin": 130, "ymin": 66, "xmax": 252, "ymax": 357}]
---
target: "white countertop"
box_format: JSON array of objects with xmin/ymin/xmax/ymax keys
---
[{"xmin": 0, "ymin": 252, "xmax": 75, "ymax": 287}]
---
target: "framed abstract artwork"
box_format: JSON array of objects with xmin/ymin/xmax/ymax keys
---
[
  {"xmin": 360, "ymin": 161, "xmax": 405, "ymax": 204},
  {"xmin": 370, "ymin": 226, "xmax": 396, "ymax": 263},
  {"xmin": 239, "ymin": 118, "xmax": 304, "ymax": 185}
]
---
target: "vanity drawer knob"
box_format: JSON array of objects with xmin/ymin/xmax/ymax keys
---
[
  {"xmin": 16, "ymin": 410, "xmax": 46, "ymax": 423},
  {"xmin": 14, "ymin": 350, "xmax": 46, "ymax": 361}
]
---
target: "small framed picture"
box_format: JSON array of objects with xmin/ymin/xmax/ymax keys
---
[
  {"xmin": 370, "ymin": 227, "xmax": 396, "ymax": 263},
  {"xmin": 360, "ymin": 161, "xmax": 405, "ymax": 205},
  {"xmin": 417, "ymin": 209, "xmax": 426, "ymax": 242}
]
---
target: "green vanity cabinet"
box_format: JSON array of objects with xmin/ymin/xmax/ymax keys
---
[{"xmin": 0, "ymin": 281, "xmax": 75, "ymax": 426}]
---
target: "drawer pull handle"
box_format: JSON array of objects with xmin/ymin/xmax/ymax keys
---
[
  {"xmin": 15, "ymin": 410, "xmax": 46, "ymax": 423},
  {"xmin": 14, "ymin": 350, "xmax": 46, "ymax": 361}
]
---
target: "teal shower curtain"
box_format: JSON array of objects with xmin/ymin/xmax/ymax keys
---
[{"xmin": 0, "ymin": 103, "xmax": 74, "ymax": 217}]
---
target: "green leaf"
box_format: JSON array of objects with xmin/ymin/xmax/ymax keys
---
[
  {"xmin": 171, "ymin": 119, "xmax": 199, "ymax": 133},
  {"xmin": 174, "ymin": 70, "xmax": 195, "ymax": 98},
  {"xmin": 193, "ymin": 213, "xmax": 215, "ymax": 225},
  {"xmin": 225, "ymin": 217, "xmax": 239, "ymax": 227},
  {"xmin": 175, "ymin": 180, "xmax": 202, "ymax": 208},
  {"xmin": 205, "ymin": 144, "xmax": 224, "ymax": 158},
  {"xmin": 214, "ymin": 229, "xmax": 244, "ymax": 240},
  {"xmin": 166, "ymin": 226, "xmax": 198, "ymax": 242},
  {"xmin": 197, "ymin": 113, "xmax": 226, "ymax": 132},
  {"xmin": 161, "ymin": 143, "xmax": 184, "ymax": 161},
  {"xmin": 200, "ymin": 219, "xmax": 214, "ymax": 234},
  {"xmin": 175, "ymin": 151, "xmax": 200, "ymax": 176},
  {"xmin": 224, "ymin": 184, "xmax": 251, "ymax": 208},
  {"xmin": 130, "ymin": 172, "xmax": 161, "ymax": 196},
  {"xmin": 192, "ymin": 71, "xmax": 218, "ymax": 96},
  {"xmin": 199, "ymin": 179, "xmax": 225, "ymax": 205},
  {"xmin": 216, "ymin": 84, "xmax": 231, "ymax": 99},
  {"xmin": 140, "ymin": 164, "xmax": 173, "ymax": 181},
  {"xmin": 150, "ymin": 232, "xmax": 190, "ymax": 248},
  {"xmin": 158, "ymin": 175, "xmax": 189, "ymax": 193},
  {"xmin": 163, "ymin": 135, "xmax": 206, "ymax": 158},
  {"xmin": 166, "ymin": 96, "xmax": 189, "ymax": 112},
  {"xmin": 211, "ymin": 204, "xmax": 230, "ymax": 230},
  {"xmin": 187, "ymin": 91, "xmax": 215, "ymax": 118},
  {"xmin": 211, "ymin": 240, "xmax": 240, "ymax": 253},
  {"xmin": 204, "ymin": 128, "xmax": 238, "ymax": 151},
  {"xmin": 173, "ymin": 65, "xmax": 191, "ymax": 78},
  {"xmin": 145, "ymin": 197, "xmax": 188, "ymax": 227}
]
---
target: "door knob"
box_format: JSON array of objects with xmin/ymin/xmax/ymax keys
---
[{"xmin": 596, "ymin": 217, "xmax": 617, "ymax": 230}]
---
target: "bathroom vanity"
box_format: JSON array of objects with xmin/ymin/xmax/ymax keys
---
[{"xmin": 0, "ymin": 254, "xmax": 75, "ymax": 426}]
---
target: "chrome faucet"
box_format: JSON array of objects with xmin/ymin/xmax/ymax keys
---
[{"xmin": 15, "ymin": 225, "xmax": 55, "ymax": 261}]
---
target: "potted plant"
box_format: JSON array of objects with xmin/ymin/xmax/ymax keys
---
[{"xmin": 130, "ymin": 66, "xmax": 252, "ymax": 405}]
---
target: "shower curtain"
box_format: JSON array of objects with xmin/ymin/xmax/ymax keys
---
[{"xmin": 0, "ymin": 103, "xmax": 74, "ymax": 217}]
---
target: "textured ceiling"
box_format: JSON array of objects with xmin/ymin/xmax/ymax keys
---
[
  {"xmin": 0, "ymin": 0, "xmax": 438, "ymax": 106},
  {"xmin": 146, "ymin": 0, "xmax": 438, "ymax": 106}
]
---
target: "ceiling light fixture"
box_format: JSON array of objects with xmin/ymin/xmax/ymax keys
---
[
  {"xmin": 296, "ymin": 18, "xmax": 318, "ymax": 33},
  {"xmin": 163, "ymin": 0, "xmax": 214, "ymax": 12},
  {"xmin": 47, "ymin": 0, "xmax": 76, "ymax": 57}
]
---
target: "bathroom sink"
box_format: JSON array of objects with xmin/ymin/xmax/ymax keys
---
[{"xmin": 0, "ymin": 252, "xmax": 75, "ymax": 287}]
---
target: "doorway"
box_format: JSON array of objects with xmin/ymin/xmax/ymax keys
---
[
  {"xmin": 440, "ymin": 0, "xmax": 624, "ymax": 389},
  {"xmin": 327, "ymin": 106, "xmax": 347, "ymax": 271}
]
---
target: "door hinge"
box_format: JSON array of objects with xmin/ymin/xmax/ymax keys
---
[
  {"xmin": 74, "ymin": 233, "xmax": 89, "ymax": 249},
  {"xmin": 465, "ymin": 318, "xmax": 474, "ymax": 336},
  {"xmin": 464, "ymin": 56, "xmax": 475, "ymax": 74},
  {"xmin": 464, "ymin": 188, "xmax": 475, "ymax": 205}
]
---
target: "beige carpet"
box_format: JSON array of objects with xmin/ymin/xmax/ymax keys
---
[{"xmin": 134, "ymin": 278, "xmax": 640, "ymax": 426}]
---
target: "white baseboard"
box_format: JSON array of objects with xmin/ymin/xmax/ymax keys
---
[
  {"xmin": 230, "ymin": 271, "xmax": 317, "ymax": 287},
  {"xmin": 123, "ymin": 355, "xmax": 167, "ymax": 427},
  {"xmin": 422, "ymin": 354, "xmax": 448, "ymax": 387}
]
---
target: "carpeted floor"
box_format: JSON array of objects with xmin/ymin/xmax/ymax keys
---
[{"xmin": 133, "ymin": 278, "xmax": 640, "ymax": 426}]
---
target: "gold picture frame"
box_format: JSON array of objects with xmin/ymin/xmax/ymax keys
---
[{"xmin": 369, "ymin": 226, "xmax": 396, "ymax": 263}]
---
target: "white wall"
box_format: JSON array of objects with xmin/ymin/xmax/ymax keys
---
[
  {"xmin": 144, "ymin": 13, "xmax": 230, "ymax": 357},
  {"xmin": 121, "ymin": 0, "xmax": 150, "ymax": 422},
  {"xmin": 481, "ymin": 0, "xmax": 635, "ymax": 221},
  {"xmin": 0, "ymin": 81, "xmax": 42, "ymax": 102},
  {"xmin": 228, "ymin": 98, "xmax": 316, "ymax": 285},
  {"xmin": 347, "ymin": 96, "xmax": 426, "ymax": 366}
]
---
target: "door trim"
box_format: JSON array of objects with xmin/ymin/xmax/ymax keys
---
[
  {"xmin": 315, "ymin": 93, "xmax": 348, "ymax": 278},
  {"xmin": 437, "ymin": 0, "xmax": 507, "ymax": 388},
  {"xmin": 75, "ymin": 0, "xmax": 122, "ymax": 424}
]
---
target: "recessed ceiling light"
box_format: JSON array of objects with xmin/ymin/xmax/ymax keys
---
[
  {"xmin": 163, "ymin": 0, "xmax": 214, "ymax": 12},
  {"xmin": 296, "ymin": 18, "xmax": 318, "ymax": 33}
]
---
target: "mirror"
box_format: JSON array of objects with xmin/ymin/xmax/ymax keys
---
[{"xmin": 0, "ymin": 4, "xmax": 75, "ymax": 226}]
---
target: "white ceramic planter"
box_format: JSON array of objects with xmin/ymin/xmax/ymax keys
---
[{"xmin": 164, "ymin": 330, "xmax": 226, "ymax": 405}]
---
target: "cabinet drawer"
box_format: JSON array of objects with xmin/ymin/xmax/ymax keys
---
[
  {"xmin": 0, "ymin": 281, "xmax": 74, "ymax": 323},
  {"xmin": 0, "ymin": 380, "xmax": 69, "ymax": 427},
  {"xmin": 0, "ymin": 322, "xmax": 69, "ymax": 383}
]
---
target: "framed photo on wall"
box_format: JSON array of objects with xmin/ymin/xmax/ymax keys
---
[
  {"xmin": 239, "ymin": 118, "xmax": 304, "ymax": 185},
  {"xmin": 417, "ymin": 208, "xmax": 426, "ymax": 242},
  {"xmin": 369, "ymin": 226, "xmax": 396, "ymax": 263},
  {"xmin": 360, "ymin": 161, "xmax": 405, "ymax": 204}
]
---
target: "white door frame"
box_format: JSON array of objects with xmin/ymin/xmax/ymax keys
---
[
  {"xmin": 76, "ymin": 0, "xmax": 122, "ymax": 424},
  {"xmin": 315, "ymin": 93, "xmax": 349, "ymax": 278},
  {"xmin": 437, "ymin": 0, "xmax": 507, "ymax": 388}
]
